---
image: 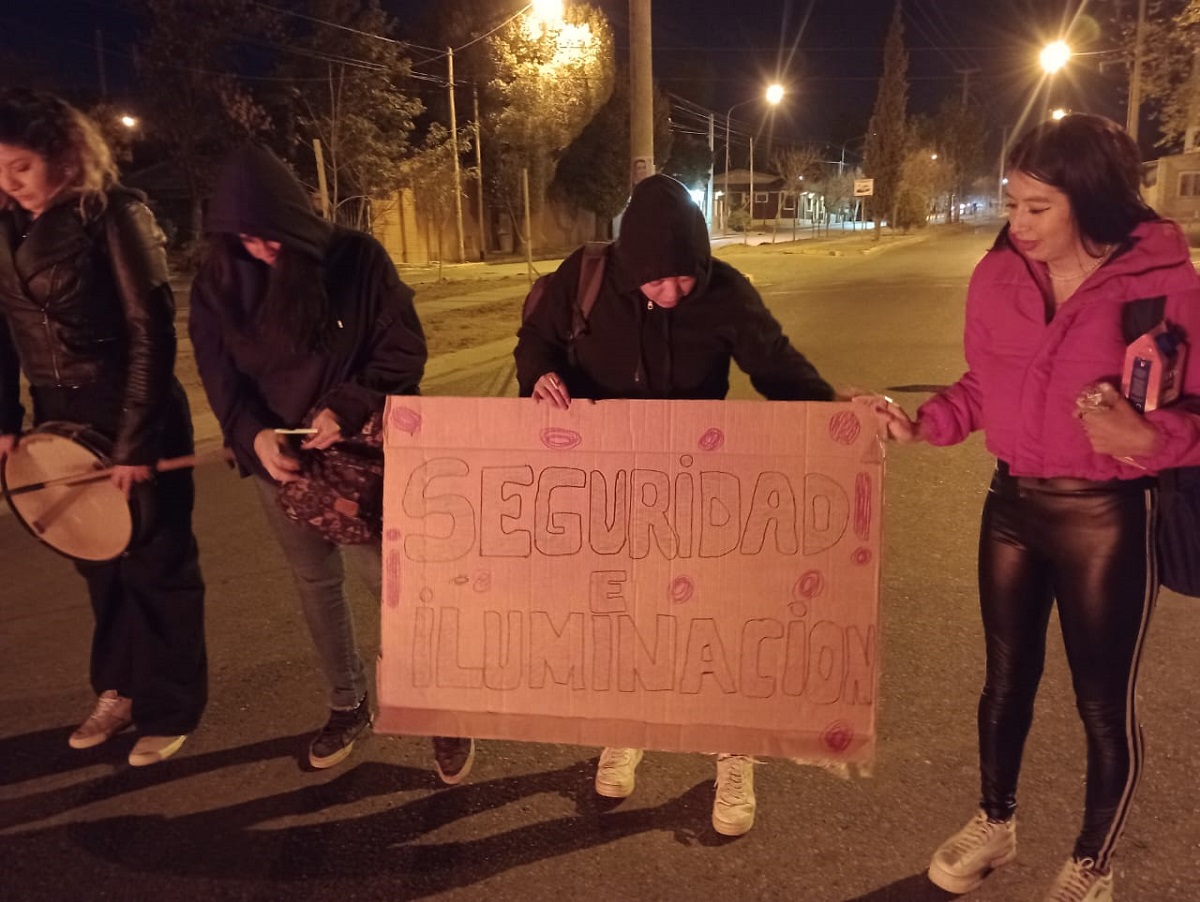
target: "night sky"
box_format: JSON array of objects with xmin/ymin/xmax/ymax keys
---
[{"xmin": 5, "ymin": 1, "xmax": 1139, "ymax": 160}]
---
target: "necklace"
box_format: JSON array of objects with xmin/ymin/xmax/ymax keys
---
[{"xmin": 1047, "ymin": 248, "xmax": 1111, "ymax": 282}]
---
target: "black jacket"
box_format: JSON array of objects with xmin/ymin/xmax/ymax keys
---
[
  {"xmin": 189, "ymin": 145, "xmax": 426, "ymax": 479},
  {"xmin": 0, "ymin": 189, "xmax": 180, "ymax": 464},
  {"xmin": 514, "ymin": 174, "xmax": 834, "ymax": 402}
]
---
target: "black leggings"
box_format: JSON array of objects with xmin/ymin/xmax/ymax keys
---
[{"xmin": 976, "ymin": 464, "xmax": 1156, "ymax": 870}]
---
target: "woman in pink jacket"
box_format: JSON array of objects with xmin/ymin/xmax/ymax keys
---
[{"xmin": 881, "ymin": 114, "xmax": 1200, "ymax": 902}]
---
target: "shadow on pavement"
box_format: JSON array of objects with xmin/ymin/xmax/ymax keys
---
[
  {"xmin": 5, "ymin": 759, "xmax": 726, "ymax": 899},
  {"xmin": 0, "ymin": 730, "xmax": 312, "ymax": 831},
  {"xmin": 843, "ymin": 874, "xmax": 959, "ymax": 901}
]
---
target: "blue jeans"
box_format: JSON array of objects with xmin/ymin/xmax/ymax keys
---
[{"xmin": 254, "ymin": 478, "xmax": 378, "ymax": 710}]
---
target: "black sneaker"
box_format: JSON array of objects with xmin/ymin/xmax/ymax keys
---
[
  {"xmin": 308, "ymin": 696, "xmax": 372, "ymax": 769},
  {"xmin": 432, "ymin": 736, "xmax": 475, "ymax": 785}
]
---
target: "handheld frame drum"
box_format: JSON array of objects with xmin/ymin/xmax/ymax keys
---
[{"xmin": 0, "ymin": 422, "xmax": 194, "ymax": 562}]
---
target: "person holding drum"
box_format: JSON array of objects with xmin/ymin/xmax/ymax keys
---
[
  {"xmin": 189, "ymin": 144, "xmax": 473, "ymax": 781},
  {"xmin": 0, "ymin": 89, "xmax": 207, "ymax": 766}
]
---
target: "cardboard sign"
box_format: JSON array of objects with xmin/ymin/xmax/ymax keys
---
[{"xmin": 376, "ymin": 397, "xmax": 883, "ymax": 763}]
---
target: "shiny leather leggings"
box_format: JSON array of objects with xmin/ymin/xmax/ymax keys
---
[{"xmin": 977, "ymin": 465, "xmax": 1156, "ymax": 870}]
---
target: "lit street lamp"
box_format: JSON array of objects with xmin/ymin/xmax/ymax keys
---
[
  {"xmin": 119, "ymin": 115, "xmax": 138, "ymax": 129},
  {"xmin": 1039, "ymin": 40, "xmax": 1071, "ymax": 122},
  {"xmin": 722, "ymin": 83, "xmax": 784, "ymax": 236},
  {"xmin": 1051, "ymin": 108, "xmax": 1068, "ymax": 121},
  {"xmin": 1040, "ymin": 40, "xmax": 1071, "ymax": 74}
]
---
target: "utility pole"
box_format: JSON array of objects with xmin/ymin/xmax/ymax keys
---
[
  {"xmin": 745, "ymin": 135, "xmax": 754, "ymax": 246},
  {"xmin": 95, "ymin": 29, "xmax": 108, "ymax": 99},
  {"xmin": 706, "ymin": 113, "xmax": 715, "ymax": 229},
  {"xmin": 1127, "ymin": 0, "xmax": 1148, "ymax": 146},
  {"xmin": 957, "ymin": 68, "xmax": 979, "ymax": 108},
  {"xmin": 448, "ymin": 47, "xmax": 466, "ymax": 264},
  {"xmin": 629, "ymin": 0, "xmax": 654, "ymax": 189},
  {"xmin": 473, "ymin": 85, "xmax": 486, "ymax": 261},
  {"xmin": 313, "ymin": 138, "xmax": 331, "ymax": 221}
]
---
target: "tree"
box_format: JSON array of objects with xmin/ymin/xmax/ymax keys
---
[
  {"xmin": 128, "ymin": 0, "xmax": 273, "ymax": 239},
  {"xmin": 550, "ymin": 74, "xmax": 671, "ymax": 238},
  {"xmin": 662, "ymin": 133, "xmax": 712, "ymax": 190},
  {"xmin": 1101, "ymin": 0, "xmax": 1191, "ymax": 149},
  {"xmin": 897, "ymin": 144, "xmax": 952, "ymax": 232},
  {"xmin": 487, "ymin": 3, "xmax": 615, "ymax": 247},
  {"xmin": 773, "ymin": 146, "xmax": 823, "ymax": 240},
  {"xmin": 929, "ymin": 97, "xmax": 986, "ymax": 222},
  {"xmin": 862, "ymin": 2, "xmax": 909, "ymax": 238},
  {"xmin": 275, "ymin": 0, "xmax": 423, "ymax": 231},
  {"xmin": 398, "ymin": 123, "xmax": 477, "ymax": 277}
]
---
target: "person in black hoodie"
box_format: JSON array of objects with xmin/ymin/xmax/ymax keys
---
[
  {"xmin": 190, "ymin": 145, "xmax": 472, "ymax": 780},
  {"xmin": 514, "ymin": 173, "xmax": 836, "ymax": 836},
  {"xmin": 0, "ymin": 89, "xmax": 206, "ymax": 766}
]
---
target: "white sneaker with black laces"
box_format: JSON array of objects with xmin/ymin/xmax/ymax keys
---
[
  {"xmin": 1042, "ymin": 857, "xmax": 1114, "ymax": 902},
  {"xmin": 594, "ymin": 747, "xmax": 643, "ymax": 798},
  {"xmin": 69, "ymin": 690, "xmax": 133, "ymax": 749},
  {"xmin": 712, "ymin": 754, "xmax": 756, "ymax": 836},
  {"xmin": 928, "ymin": 809, "xmax": 1017, "ymax": 893}
]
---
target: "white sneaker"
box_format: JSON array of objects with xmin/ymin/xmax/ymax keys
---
[
  {"xmin": 69, "ymin": 690, "xmax": 133, "ymax": 749},
  {"xmin": 712, "ymin": 754, "xmax": 756, "ymax": 836},
  {"xmin": 928, "ymin": 810, "xmax": 1017, "ymax": 893},
  {"xmin": 595, "ymin": 747, "xmax": 644, "ymax": 798},
  {"xmin": 1043, "ymin": 858, "xmax": 1114, "ymax": 902},
  {"xmin": 128, "ymin": 734, "xmax": 188, "ymax": 767}
]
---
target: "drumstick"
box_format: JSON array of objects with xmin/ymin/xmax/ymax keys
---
[
  {"xmin": 5, "ymin": 453, "xmax": 202, "ymax": 497},
  {"xmin": 274, "ymin": 428, "xmax": 318, "ymax": 435}
]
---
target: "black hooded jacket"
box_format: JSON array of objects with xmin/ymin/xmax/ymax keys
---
[
  {"xmin": 189, "ymin": 145, "xmax": 426, "ymax": 479},
  {"xmin": 514, "ymin": 174, "xmax": 833, "ymax": 402}
]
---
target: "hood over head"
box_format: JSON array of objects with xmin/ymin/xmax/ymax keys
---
[
  {"xmin": 206, "ymin": 144, "xmax": 331, "ymax": 259},
  {"xmin": 612, "ymin": 174, "xmax": 711, "ymax": 292}
]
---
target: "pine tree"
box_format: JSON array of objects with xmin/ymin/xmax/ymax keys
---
[{"xmin": 862, "ymin": 2, "xmax": 909, "ymax": 238}]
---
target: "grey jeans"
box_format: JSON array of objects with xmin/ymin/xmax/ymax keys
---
[{"xmin": 254, "ymin": 478, "xmax": 379, "ymax": 710}]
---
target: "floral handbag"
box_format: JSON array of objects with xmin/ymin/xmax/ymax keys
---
[{"xmin": 276, "ymin": 404, "xmax": 384, "ymax": 545}]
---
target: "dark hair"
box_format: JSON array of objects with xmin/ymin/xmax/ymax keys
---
[
  {"xmin": 202, "ymin": 234, "xmax": 332, "ymax": 352},
  {"xmin": 0, "ymin": 88, "xmax": 116, "ymax": 211},
  {"xmin": 1006, "ymin": 113, "xmax": 1157, "ymax": 248}
]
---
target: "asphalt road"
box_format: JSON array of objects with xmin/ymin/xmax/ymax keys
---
[{"xmin": 2, "ymin": 228, "xmax": 1197, "ymax": 902}]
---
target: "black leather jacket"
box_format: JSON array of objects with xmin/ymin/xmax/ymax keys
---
[{"xmin": 0, "ymin": 189, "xmax": 179, "ymax": 464}]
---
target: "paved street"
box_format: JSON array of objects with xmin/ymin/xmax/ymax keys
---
[{"xmin": 2, "ymin": 228, "xmax": 1197, "ymax": 902}]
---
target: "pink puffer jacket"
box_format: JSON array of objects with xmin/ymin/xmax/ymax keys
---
[{"xmin": 918, "ymin": 219, "xmax": 1200, "ymax": 479}]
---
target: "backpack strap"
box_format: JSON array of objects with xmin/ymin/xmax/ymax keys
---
[
  {"xmin": 1121, "ymin": 295, "xmax": 1167, "ymax": 344},
  {"xmin": 569, "ymin": 241, "xmax": 609, "ymax": 342}
]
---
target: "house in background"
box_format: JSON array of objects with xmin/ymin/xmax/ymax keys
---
[
  {"xmin": 1141, "ymin": 152, "xmax": 1200, "ymax": 226},
  {"xmin": 713, "ymin": 169, "xmax": 822, "ymax": 232}
]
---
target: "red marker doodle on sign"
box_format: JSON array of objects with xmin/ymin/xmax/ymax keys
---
[
  {"xmin": 473, "ymin": 571, "xmax": 492, "ymax": 593},
  {"xmin": 385, "ymin": 528, "xmax": 402, "ymax": 542},
  {"xmin": 385, "ymin": 550, "xmax": 403, "ymax": 608},
  {"xmin": 540, "ymin": 427, "xmax": 583, "ymax": 450},
  {"xmin": 390, "ymin": 406, "xmax": 422, "ymax": 436},
  {"xmin": 828, "ymin": 411, "xmax": 862, "ymax": 445},
  {"xmin": 793, "ymin": 570, "xmax": 825, "ymax": 601},
  {"xmin": 669, "ymin": 576, "xmax": 695, "ymax": 604},
  {"xmin": 822, "ymin": 720, "xmax": 855, "ymax": 753},
  {"xmin": 698, "ymin": 428, "xmax": 725, "ymax": 451},
  {"xmin": 854, "ymin": 473, "xmax": 872, "ymax": 540},
  {"xmin": 852, "ymin": 547, "xmax": 873, "ymax": 566}
]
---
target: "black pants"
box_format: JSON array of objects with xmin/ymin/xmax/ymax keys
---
[
  {"xmin": 32, "ymin": 381, "xmax": 208, "ymax": 736},
  {"xmin": 977, "ymin": 463, "xmax": 1156, "ymax": 870}
]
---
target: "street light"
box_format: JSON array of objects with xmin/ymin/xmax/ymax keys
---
[
  {"xmin": 1040, "ymin": 40, "xmax": 1071, "ymax": 74},
  {"xmin": 1051, "ymin": 108, "xmax": 1067, "ymax": 121},
  {"xmin": 723, "ymin": 83, "xmax": 784, "ymax": 235},
  {"xmin": 120, "ymin": 115, "xmax": 138, "ymax": 129}
]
